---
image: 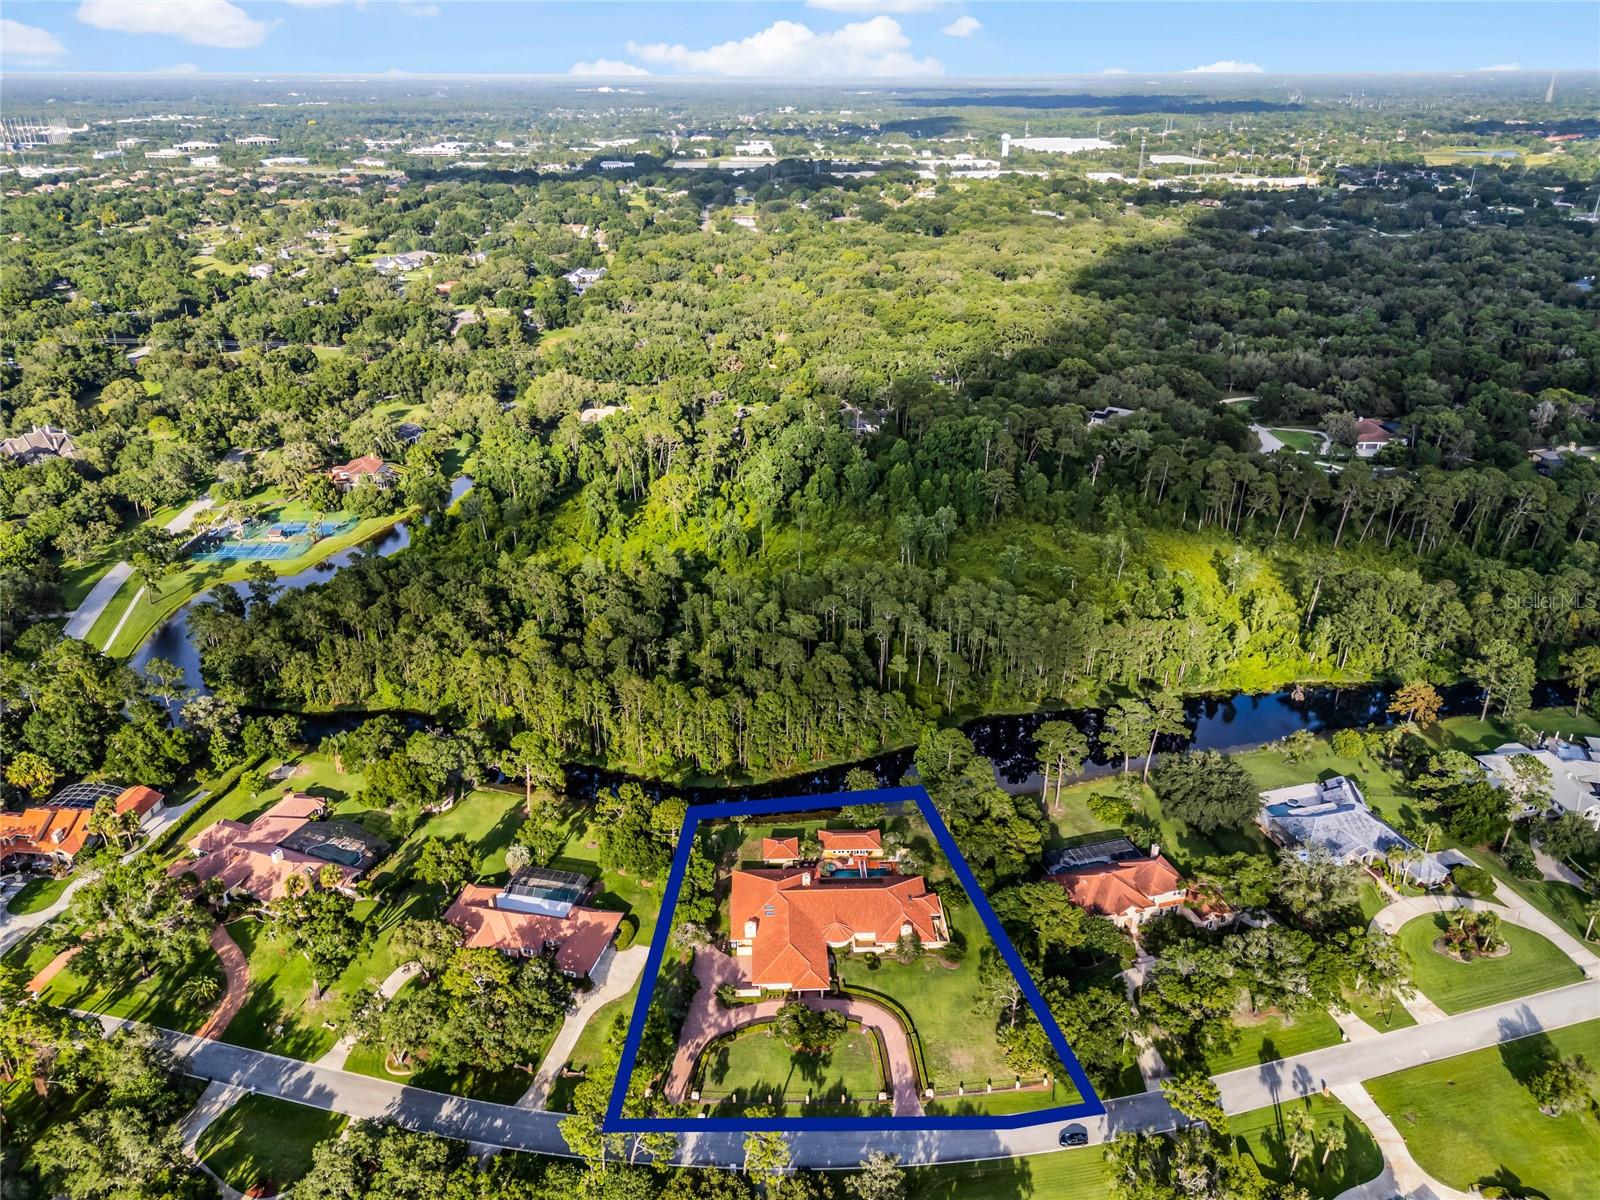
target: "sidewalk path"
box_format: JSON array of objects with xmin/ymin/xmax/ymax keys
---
[
  {"xmin": 664, "ymin": 950, "xmax": 923, "ymax": 1117},
  {"xmin": 1329, "ymin": 1006, "xmax": 1381, "ymax": 1043},
  {"xmin": 1330, "ymin": 1082, "xmax": 1476, "ymax": 1200},
  {"xmin": 1370, "ymin": 890, "xmax": 1600, "ymax": 978},
  {"xmin": 316, "ymin": 963, "xmax": 420, "ymax": 1070},
  {"xmin": 62, "ymin": 496, "xmax": 214, "ymax": 642},
  {"xmin": 516, "ymin": 944, "xmax": 647, "ymax": 1109},
  {"xmin": 180, "ymin": 1079, "xmax": 247, "ymax": 1152},
  {"xmin": 76, "ymin": 976, "xmax": 1598, "ymax": 1168},
  {"xmin": 195, "ymin": 924, "xmax": 250, "ymax": 1041}
]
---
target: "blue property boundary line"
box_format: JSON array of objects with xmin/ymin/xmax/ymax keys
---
[{"xmin": 603, "ymin": 785, "xmax": 1105, "ymax": 1133}]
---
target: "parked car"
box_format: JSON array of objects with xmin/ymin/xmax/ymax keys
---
[{"xmin": 1059, "ymin": 1124, "xmax": 1089, "ymax": 1147}]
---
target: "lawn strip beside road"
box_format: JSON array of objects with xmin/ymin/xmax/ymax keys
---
[
  {"xmin": 195, "ymin": 1093, "xmax": 347, "ymax": 1195},
  {"xmin": 1365, "ymin": 1019, "xmax": 1600, "ymax": 1200}
]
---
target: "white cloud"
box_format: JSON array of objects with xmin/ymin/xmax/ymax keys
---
[
  {"xmin": 570, "ymin": 59, "xmax": 650, "ymax": 77},
  {"xmin": 397, "ymin": 2, "xmax": 439, "ymax": 15},
  {"xmin": 630, "ymin": 17, "xmax": 941, "ymax": 78},
  {"xmin": 1475, "ymin": 63, "xmax": 1522, "ymax": 72},
  {"xmin": 941, "ymin": 15, "xmax": 980, "ymax": 38},
  {"xmin": 285, "ymin": 0, "xmax": 347, "ymax": 7},
  {"xmin": 1, "ymin": 18, "xmax": 69, "ymax": 65},
  {"xmin": 150, "ymin": 62, "xmax": 203, "ymax": 74},
  {"xmin": 807, "ymin": 1, "xmax": 944, "ymax": 11},
  {"xmin": 1185, "ymin": 60, "xmax": 1264, "ymax": 74},
  {"xmin": 77, "ymin": 0, "xmax": 273, "ymax": 49}
]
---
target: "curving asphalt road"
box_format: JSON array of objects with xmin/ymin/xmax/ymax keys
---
[{"xmin": 86, "ymin": 976, "xmax": 1599, "ymax": 1170}]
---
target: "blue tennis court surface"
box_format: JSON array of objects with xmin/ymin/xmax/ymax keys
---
[
  {"xmin": 198, "ymin": 541, "xmax": 300, "ymax": 561},
  {"xmin": 190, "ymin": 516, "xmax": 359, "ymax": 562}
]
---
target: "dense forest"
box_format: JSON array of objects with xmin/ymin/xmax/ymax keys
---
[{"xmin": 3, "ymin": 89, "xmax": 1599, "ymax": 787}]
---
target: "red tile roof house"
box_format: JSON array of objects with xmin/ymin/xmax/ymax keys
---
[
  {"xmin": 816, "ymin": 828, "xmax": 886, "ymax": 860},
  {"xmin": 1050, "ymin": 850, "xmax": 1227, "ymax": 932},
  {"xmin": 171, "ymin": 793, "xmax": 364, "ymax": 905},
  {"xmin": 444, "ymin": 884, "xmax": 622, "ymax": 979},
  {"xmin": 728, "ymin": 866, "xmax": 948, "ymax": 995},
  {"xmin": 1353, "ymin": 419, "xmax": 1404, "ymax": 458},
  {"xmin": 760, "ymin": 836, "xmax": 802, "ymax": 865},
  {"xmin": 0, "ymin": 807, "xmax": 96, "ymax": 871},
  {"xmin": 114, "ymin": 785, "xmax": 165, "ymax": 821},
  {"xmin": 327, "ymin": 454, "xmax": 398, "ymax": 492}
]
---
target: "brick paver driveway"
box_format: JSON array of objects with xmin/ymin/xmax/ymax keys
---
[{"xmin": 664, "ymin": 949, "xmax": 923, "ymax": 1117}]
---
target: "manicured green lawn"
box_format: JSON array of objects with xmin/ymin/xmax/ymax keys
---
[
  {"xmin": 20, "ymin": 936, "xmax": 224, "ymax": 1034},
  {"xmin": 1266, "ymin": 428, "xmax": 1323, "ymax": 455},
  {"xmin": 924, "ymin": 1079, "xmax": 1075, "ymax": 1116},
  {"xmin": 698, "ymin": 1024, "xmax": 884, "ymax": 1109},
  {"xmin": 1467, "ymin": 846, "xmax": 1600, "ymax": 947},
  {"xmin": 1396, "ymin": 914, "xmax": 1583, "ymax": 1015},
  {"xmin": 1045, "ymin": 773, "xmax": 1276, "ymax": 874},
  {"xmin": 905, "ymin": 1095, "xmax": 1379, "ymax": 1200},
  {"xmin": 1340, "ymin": 988, "xmax": 1417, "ymax": 1033},
  {"xmin": 541, "ymin": 805, "xmax": 665, "ymax": 946},
  {"xmin": 220, "ymin": 918, "xmax": 341, "ymax": 1060},
  {"xmin": 835, "ymin": 904, "xmax": 1027, "ymax": 1097},
  {"xmin": 1368, "ymin": 1020, "xmax": 1600, "ymax": 1200},
  {"xmin": 1204, "ymin": 1007, "xmax": 1345, "ymax": 1075},
  {"xmin": 195, "ymin": 1094, "xmax": 346, "ymax": 1194},
  {"xmin": 5, "ymin": 875, "xmax": 72, "ymax": 915}
]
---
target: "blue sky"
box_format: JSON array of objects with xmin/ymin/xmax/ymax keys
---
[{"xmin": 1, "ymin": 2, "xmax": 1595, "ymax": 78}]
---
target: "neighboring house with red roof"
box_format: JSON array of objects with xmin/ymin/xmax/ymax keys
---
[
  {"xmin": 1353, "ymin": 419, "xmax": 1401, "ymax": 458},
  {"xmin": 443, "ymin": 883, "xmax": 622, "ymax": 979},
  {"xmin": 1049, "ymin": 852, "xmax": 1192, "ymax": 931},
  {"xmin": 114, "ymin": 786, "xmax": 165, "ymax": 820},
  {"xmin": 816, "ymin": 828, "xmax": 884, "ymax": 860},
  {"xmin": 328, "ymin": 454, "xmax": 397, "ymax": 491},
  {"xmin": 0, "ymin": 807, "xmax": 96, "ymax": 870},
  {"xmin": 172, "ymin": 792, "xmax": 378, "ymax": 904},
  {"xmin": 1045, "ymin": 837, "xmax": 1231, "ymax": 932},
  {"xmin": 729, "ymin": 864, "xmax": 947, "ymax": 994}
]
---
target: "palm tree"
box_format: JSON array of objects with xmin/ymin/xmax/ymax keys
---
[
  {"xmin": 1584, "ymin": 898, "xmax": 1600, "ymax": 942},
  {"xmin": 184, "ymin": 974, "xmax": 222, "ymax": 1007},
  {"xmin": 1319, "ymin": 1121, "xmax": 1347, "ymax": 1167},
  {"xmin": 1419, "ymin": 822, "xmax": 1443, "ymax": 853}
]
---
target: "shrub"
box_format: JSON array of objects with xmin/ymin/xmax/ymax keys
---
[
  {"xmin": 1500, "ymin": 839, "xmax": 1539, "ymax": 880},
  {"xmin": 715, "ymin": 982, "xmax": 737, "ymax": 1009},
  {"xmin": 1330, "ymin": 728, "xmax": 1366, "ymax": 759},
  {"xmin": 614, "ymin": 914, "xmax": 639, "ymax": 950},
  {"xmin": 1451, "ymin": 865, "xmax": 1495, "ymax": 898}
]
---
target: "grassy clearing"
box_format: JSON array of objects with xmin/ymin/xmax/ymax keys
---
[
  {"xmin": 1340, "ymin": 988, "xmax": 1416, "ymax": 1033},
  {"xmin": 1396, "ymin": 913, "xmax": 1583, "ymax": 1015},
  {"xmin": 195, "ymin": 1094, "xmax": 345, "ymax": 1194},
  {"xmin": 905, "ymin": 1094, "xmax": 1379, "ymax": 1200},
  {"xmin": 1368, "ymin": 1020, "xmax": 1600, "ymax": 1200},
  {"xmin": 1266, "ymin": 428, "xmax": 1323, "ymax": 454},
  {"xmin": 835, "ymin": 904, "xmax": 1030, "ymax": 1097},
  {"xmin": 19, "ymin": 935, "xmax": 224, "ymax": 1034},
  {"xmin": 1202, "ymin": 1007, "xmax": 1345, "ymax": 1075},
  {"xmin": 1466, "ymin": 846, "xmax": 1599, "ymax": 946},
  {"xmin": 5, "ymin": 875, "xmax": 72, "ymax": 915},
  {"xmin": 699, "ymin": 1024, "xmax": 885, "ymax": 1112}
]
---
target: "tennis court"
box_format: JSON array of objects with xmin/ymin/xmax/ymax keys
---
[{"xmin": 190, "ymin": 516, "xmax": 359, "ymax": 563}]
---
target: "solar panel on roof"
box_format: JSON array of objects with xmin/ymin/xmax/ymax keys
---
[{"xmin": 1042, "ymin": 836, "xmax": 1141, "ymax": 874}]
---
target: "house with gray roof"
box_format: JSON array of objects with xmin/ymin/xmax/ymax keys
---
[
  {"xmin": 1475, "ymin": 737, "xmax": 1600, "ymax": 830},
  {"xmin": 1258, "ymin": 775, "xmax": 1451, "ymax": 888},
  {"xmin": 1, "ymin": 425, "xmax": 79, "ymax": 466}
]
